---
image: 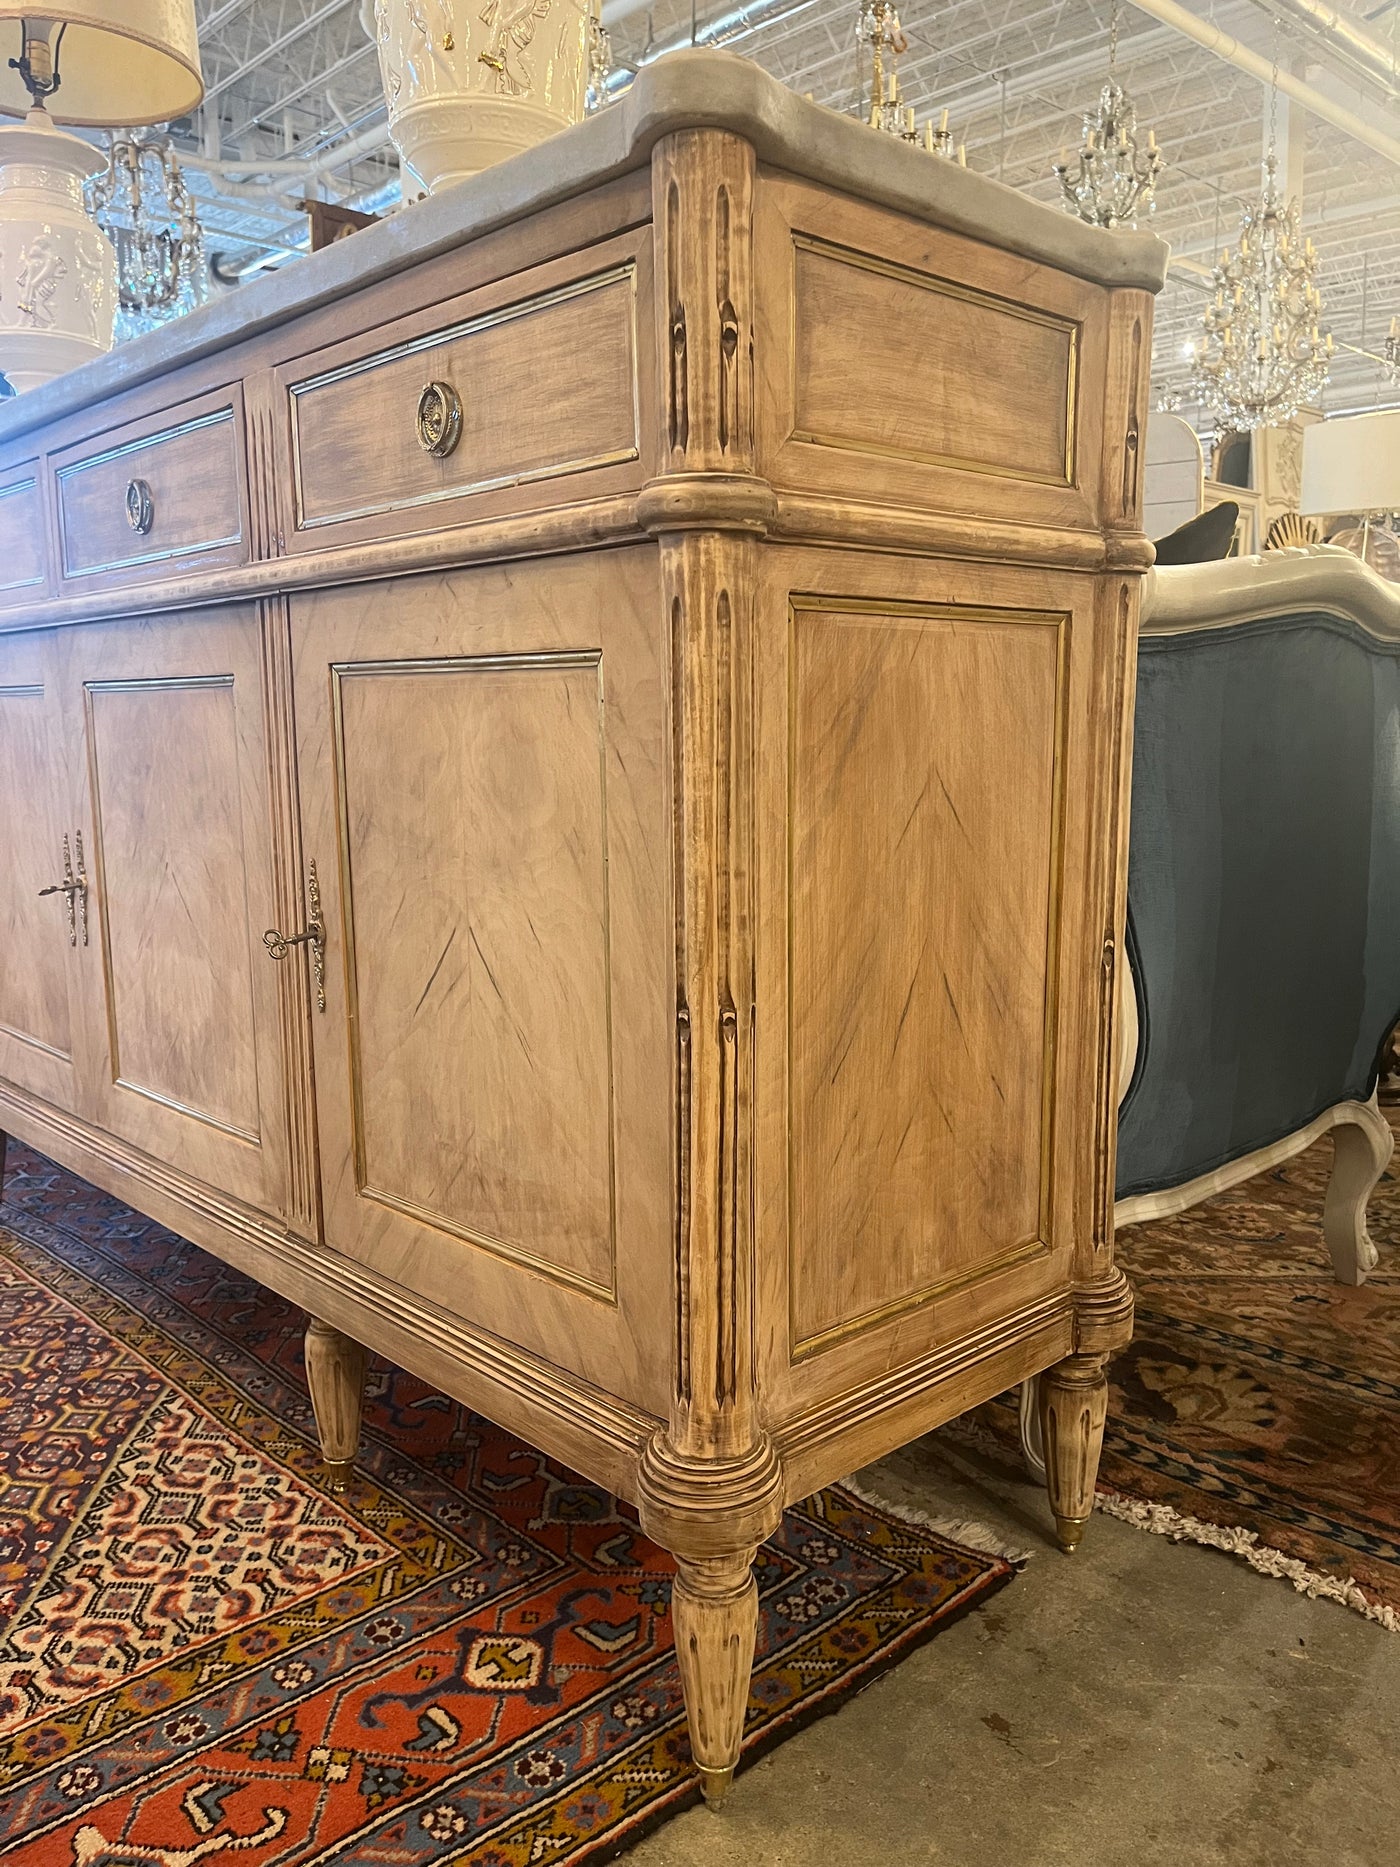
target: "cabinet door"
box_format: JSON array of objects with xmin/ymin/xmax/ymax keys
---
[
  {"xmin": 0, "ymin": 632, "xmax": 85, "ymax": 1111},
  {"xmin": 62, "ymin": 607, "xmax": 292, "ymax": 1215},
  {"xmin": 290, "ymin": 553, "xmax": 674, "ymax": 1417}
]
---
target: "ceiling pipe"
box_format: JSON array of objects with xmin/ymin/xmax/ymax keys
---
[
  {"xmin": 600, "ymin": 0, "xmax": 659, "ymax": 25},
  {"xmin": 1127, "ymin": 0, "xmax": 1400, "ymax": 166},
  {"xmin": 183, "ymin": 117, "xmax": 392, "ymax": 187},
  {"xmin": 1246, "ymin": 0, "xmax": 1400, "ymax": 103}
]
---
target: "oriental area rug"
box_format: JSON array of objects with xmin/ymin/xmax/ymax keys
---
[
  {"xmin": 955, "ymin": 1107, "xmax": 1400, "ymax": 1629},
  {"xmin": 0, "ymin": 1142, "xmax": 1013, "ymax": 1866}
]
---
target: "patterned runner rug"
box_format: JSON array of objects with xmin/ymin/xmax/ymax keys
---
[{"xmin": 0, "ymin": 1143, "xmax": 1013, "ymax": 1865}]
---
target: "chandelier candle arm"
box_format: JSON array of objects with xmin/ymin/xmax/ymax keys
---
[{"xmin": 854, "ymin": 3, "xmax": 962, "ymax": 158}]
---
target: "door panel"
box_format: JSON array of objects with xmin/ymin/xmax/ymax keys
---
[
  {"xmin": 335, "ymin": 652, "xmax": 615, "ymax": 1296},
  {"xmin": 84, "ymin": 675, "xmax": 263, "ymax": 1140},
  {"xmin": 786, "ymin": 596, "xmax": 1064, "ymax": 1355},
  {"xmin": 0, "ymin": 633, "xmax": 83, "ymax": 1110},
  {"xmin": 65, "ymin": 609, "xmax": 290, "ymax": 1214},
  {"xmin": 292, "ymin": 551, "xmax": 673, "ymax": 1413},
  {"xmin": 754, "ymin": 547, "xmax": 1113, "ymax": 1419}
]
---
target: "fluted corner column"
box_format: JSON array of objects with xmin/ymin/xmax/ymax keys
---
[{"xmin": 635, "ymin": 125, "xmax": 784, "ymax": 1810}]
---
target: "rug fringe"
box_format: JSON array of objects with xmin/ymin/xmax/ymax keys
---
[
  {"xmin": 840, "ymin": 1472, "xmax": 1036, "ymax": 1568},
  {"xmin": 1096, "ymin": 1490, "xmax": 1400, "ymax": 1633}
]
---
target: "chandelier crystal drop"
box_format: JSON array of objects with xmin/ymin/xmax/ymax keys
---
[
  {"xmin": 87, "ymin": 134, "xmax": 207, "ymax": 340},
  {"xmin": 1191, "ymin": 150, "xmax": 1332, "ymax": 432},
  {"xmin": 1053, "ymin": 0, "xmax": 1161, "ymax": 229},
  {"xmin": 1386, "ymin": 316, "xmax": 1399, "ymax": 386},
  {"xmin": 854, "ymin": 3, "xmax": 965, "ymax": 162},
  {"xmin": 584, "ymin": 6, "xmax": 613, "ymax": 115}
]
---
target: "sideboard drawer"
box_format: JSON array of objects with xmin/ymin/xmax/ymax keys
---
[
  {"xmin": 54, "ymin": 392, "xmax": 247, "ymax": 584},
  {"xmin": 0, "ymin": 463, "xmax": 47, "ymax": 611},
  {"xmin": 286, "ymin": 257, "xmax": 641, "ymax": 535}
]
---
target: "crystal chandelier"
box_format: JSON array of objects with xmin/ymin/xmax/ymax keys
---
[
  {"xmin": 1053, "ymin": 0, "xmax": 1161, "ymax": 229},
  {"xmin": 87, "ymin": 134, "xmax": 206, "ymax": 340},
  {"xmin": 585, "ymin": 6, "xmax": 612, "ymax": 116},
  {"xmin": 1191, "ymin": 57, "xmax": 1331, "ymax": 433},
  {"xmin": 855, "ymin": 3, "xmax": 965, "ymax": 162}
]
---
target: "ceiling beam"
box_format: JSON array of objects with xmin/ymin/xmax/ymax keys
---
[{"xmin": 1127, "ymin": 0, "xmax": 1400, "ymax": 165}]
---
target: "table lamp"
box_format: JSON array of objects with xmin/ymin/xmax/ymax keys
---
[
  {"xmin": 1300, "ymin": 408, "xmax": 1400, "ymax": 580},
  {"xmin": 0, "ymin": 6, "xmax": 204, "ymax": 391}
]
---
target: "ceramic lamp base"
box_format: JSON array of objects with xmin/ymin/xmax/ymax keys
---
[
  {"xmin": 0, "ymin": 109, "xmax": 116, "ymax": 392},
  {"xmin": 374, "ymin": 0, "xmax": 592, "ymax": 195},
  {"xmin": 395, "ymin": 93, "xmax": 583, "ymax": 192}
]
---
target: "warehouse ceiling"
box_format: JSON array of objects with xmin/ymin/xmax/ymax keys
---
[{"xmin": 170, "ymin": 1, "xmax": 1400, "ymax": 416}]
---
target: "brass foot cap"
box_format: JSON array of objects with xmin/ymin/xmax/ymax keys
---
[
  {"xmin": 322, "ymin": 1457, "xmax": 355, "ymax": 1492},
  {"xmin": 697, "ymin": 1763, "xmax": 736, "ymax": 1810},
  {"xmin": 1054, "ymin": 1514, "xmax": 1088, "ymax": 1554}
]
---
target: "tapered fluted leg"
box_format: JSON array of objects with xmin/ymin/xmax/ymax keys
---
[
  {"xmin": 304, "ymin": 1316, "xmax": 367, "ymax": 1489},
  {"xmin": 1039, "ymin": 1351, "xmax": 1110, "ymax": 1553},
  {"xmin": 1322, "ymin": 1099, "xmax": 1392, "ymax": 1286},
  {"xmin": 671, "ymin": 1550, "xmax": 759, "ymax": 1809}
]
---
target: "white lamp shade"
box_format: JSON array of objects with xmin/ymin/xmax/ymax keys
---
[
  {"xmin": 1300, "ymin": 410, "xmax": 1400, "ymax": 517},
  {"xmin": 0, "ymin": 4, "xmax": 204, "ymax": 127}
]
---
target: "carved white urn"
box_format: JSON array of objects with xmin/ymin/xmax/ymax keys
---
[
  {"xmin": 373, "ymin": 0, "xmax": 594, "ymax": 193},
  {"xmin": 0, "ymin": 109, "xmax": 117, "ymax": 393}
]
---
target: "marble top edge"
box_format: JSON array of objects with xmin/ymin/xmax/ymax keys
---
[{"xmin": 0, "ymin": 50, "xmax": 1169, "ymax": 444}]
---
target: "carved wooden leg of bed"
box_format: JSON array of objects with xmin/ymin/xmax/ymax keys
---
[
  {"xmin": 304, "ymin": 1316, "xmax": 368, "ymax": 1489},
  {"xmin": 1322, "ymin": 1097, "xmax": 1393, "ymax": 1286}
]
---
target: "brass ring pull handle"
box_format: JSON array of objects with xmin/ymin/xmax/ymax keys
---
[
  {"xmin": 38, "ymin": 830, "xmax": 88, "ymax": 947},
  {"xmin": 416, "ymin": 380, "xmax": 462, "ymax": 459},
  {"xmin": 125, "ymin": 478, "xmax": 155, "ymax": 535},
  {"xmin": 262, "ymin": 860, "xmax": 327, "ymax": 1012}
]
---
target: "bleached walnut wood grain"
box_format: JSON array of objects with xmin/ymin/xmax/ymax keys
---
[
  {"xmin": 0, "ymin": 634, "xmax": 80, "ymax": 1114},
  {"xmin": 0, "ymin": 67, "xmax": 1162, "ymax": 1809}
]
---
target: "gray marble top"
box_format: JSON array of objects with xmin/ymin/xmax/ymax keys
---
[{"xmin": 0, "ymin": 48, "xmax": 1169, "ymax": 443}]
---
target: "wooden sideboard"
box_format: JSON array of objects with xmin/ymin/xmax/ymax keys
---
[{"xmin": 0, "ymin": 53, "xmax": 1165, "ymax": 1803}]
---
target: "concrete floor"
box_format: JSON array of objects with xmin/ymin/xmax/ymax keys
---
[{"xmin": 630, "ymin": 1430, "xmax": 1399, "ymax": 1867}]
